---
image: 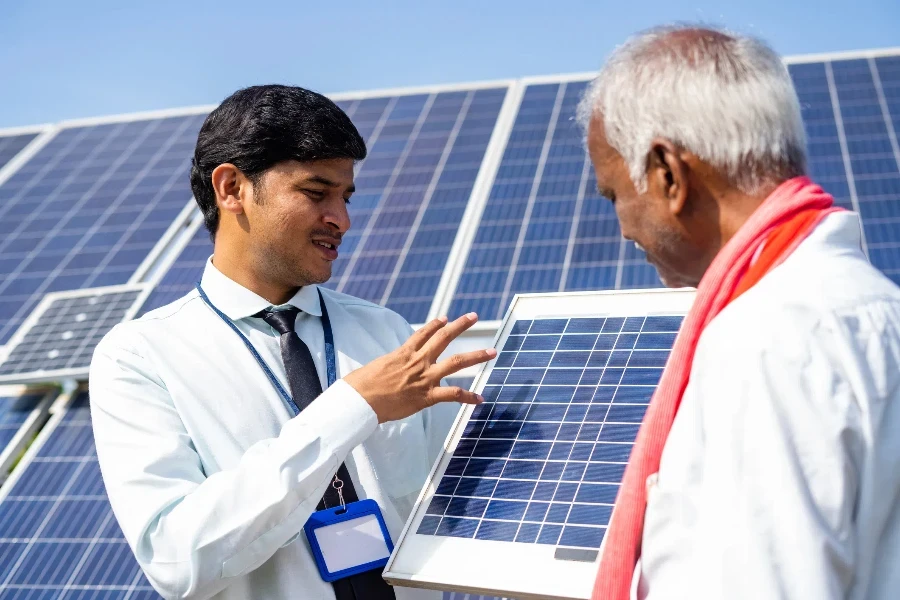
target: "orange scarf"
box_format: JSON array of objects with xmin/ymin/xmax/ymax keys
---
[{"xmin": 592, "ymin": 177, "xmax": 844, "ymax": 600}]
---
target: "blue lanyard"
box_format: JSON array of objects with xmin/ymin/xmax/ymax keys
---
[{"xmin": 195, "ymin": 283, "xmax": 337, "ymax": 416}]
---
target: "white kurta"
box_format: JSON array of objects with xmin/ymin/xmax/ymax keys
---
[
  {"xmin": 89, "ymin": 259, "xmax": 459, "ymax": 600},
  {"xmin": 634, "ymin": 212, "xmax": 900, "ymax": 599}
]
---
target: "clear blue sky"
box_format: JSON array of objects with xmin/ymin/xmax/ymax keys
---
[{"xmin": 2, "ymin": 0, "xmax": 899, "ymax": 129}]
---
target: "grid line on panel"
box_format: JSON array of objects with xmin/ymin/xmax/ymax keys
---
[
  {"xmin": 417, "ymin": 314, "xmax": 682, "ymax": 549},
  {"xmin": 0, "ymin": 392, "xmax": 158, "ymax": 597},
  {"xmin": 0, "ymin": 114, "xmax": 203, "ymax": 345}
]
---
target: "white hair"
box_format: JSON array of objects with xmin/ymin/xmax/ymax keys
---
[{"xmin": 576, "ymin": 24, "xmax": 807, "ymax": 194}]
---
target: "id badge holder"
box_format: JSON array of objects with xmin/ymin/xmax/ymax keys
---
[{"xmin": 304, "ymin": 498, "xmax": 394, "ymax": 582}]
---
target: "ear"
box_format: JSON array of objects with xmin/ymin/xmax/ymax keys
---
[
  {"xmin": 211, "ymin": 163, "xmax": 249, "ymax": 217},
  {"xmin": 647, "ymin": 137, "xmax": 689, "ymax": 216}
]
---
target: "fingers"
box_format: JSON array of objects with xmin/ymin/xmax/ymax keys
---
[
  {"xmin": 433, "ymin": 348, "xmax": 497, "ymax": 379},
  {"xmin": 405, "ymin": 316, "xmax": 449, "ymax": 351},
  {"xmin": 421, "ymin": 312, "xmax": 479, "ymax": 359},
  {"xmin": 429, "ymin": 386, "xmax": 484, "ymax": 406}
]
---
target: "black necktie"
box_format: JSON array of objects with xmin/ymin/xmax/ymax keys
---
[{"xmin": 256, "ymin": 307, "xmax": 396, "ymax": 600}]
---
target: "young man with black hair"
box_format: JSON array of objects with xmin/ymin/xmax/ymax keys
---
[{"xmin": 89, "ymin": 85, "xmax": 495, "ymax": 600}]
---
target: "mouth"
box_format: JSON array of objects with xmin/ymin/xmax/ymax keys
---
[{"xmin": 313, "ymin": 239, "xmax": 340, "ymax": 260}]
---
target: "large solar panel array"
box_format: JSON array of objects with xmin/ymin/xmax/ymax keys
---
[
  {"xmin": 0, "ymin": 114, "xmax": 204, "ymax": 345},
  {"xmin": 0, "ymin": 132, "xmax": 39, "ymax": 172},
  {"xmin": 417, "ymin": 314, "xmax": 680, "ymax": 549},
  {"xmin": 0, "ymin": 49, "xmax": 896, "ymax": 600},
  {"xmin": 0, "ymin": 390, "xmax": 160, "ymax": 598},
  {"xmin": 445, "ymin": 54, "xmax": 900, "ymax": 321}
]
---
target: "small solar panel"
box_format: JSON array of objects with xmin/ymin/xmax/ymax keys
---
[
  {"xmin": 0, "ymin": 285, "xmax": 146, "ymax": 385},
  {"xmin": 0, "ymin": 389, "xmax": 160, "ymax": 598},
  {"xmin": 385, "ymin": 288, "xmax": 694, "ymax": 600}
]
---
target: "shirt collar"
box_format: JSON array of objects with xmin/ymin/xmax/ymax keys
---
[{"xmin": 199, "ymin": 257, "xmax": 322, "ymax": 321}]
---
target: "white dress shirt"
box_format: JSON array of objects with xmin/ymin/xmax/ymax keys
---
[
  {"xmin": 634, "ymin": 212, "xmax": 900, "ymax": 599},
  {"xmin": 89, "ymin": 258, "xmax": 459, "ymax": 600}
]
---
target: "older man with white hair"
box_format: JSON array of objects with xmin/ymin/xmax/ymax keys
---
[{"xmin": 578, "ymin": 25, "xmax": 900, "ymax": 600}]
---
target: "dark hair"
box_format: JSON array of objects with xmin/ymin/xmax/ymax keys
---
[{"xmin": 190, "ymin": 84, "xmax": 367, "ymax": 236}]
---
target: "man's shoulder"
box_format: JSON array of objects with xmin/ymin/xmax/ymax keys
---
[
  {"xmin": 96, "ymin": 290, "xmax": 204, "ymax": 354},
  {"xmin": 704, "ymin": 251, "xmax": 900, "ymax": 362}
]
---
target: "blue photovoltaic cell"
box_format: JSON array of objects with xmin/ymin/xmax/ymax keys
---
[
  {"xmin": 137, "ymin": 88, "xmax": 506, "ymax": 322},
  {"xmin": 450, "ymin": 54, "xmax": 900, "ymax": 320},
  {"xmin": 417, "ymin": 314, "xmax": 683, "ymax": 549},
  {"xmin": 0, "ymin": 392, "xmax": 45, "ymax": 454},
  {"xmin": 0, "ymin": 115, "xmax": 205, "ymax": 344},
  {"xmin": 0, "ymin": 391, "xmax": 161, "ymax": 598},
  {"xmin": 0, "ymin": 133, "xmax": 38, "ymax": 171}
]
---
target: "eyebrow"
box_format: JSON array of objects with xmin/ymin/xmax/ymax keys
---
[{"xmin": 305, "ymin": 175, "xmax": 355, "ymax": 194}]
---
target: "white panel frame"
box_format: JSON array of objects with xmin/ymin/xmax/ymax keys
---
[
  {"xmin": 0, "ymin": 384, "xmax": 58, "ymax": 486},
  {"xmin": 0, "ymin": 284, "xmax": 149, "ymax": 385},
  {"xmin": 385, "ymin": 288, "xmax": 696, "ymax": 600},
  {"xmin": 429, "ymin": 81, "xmax": 527, "ymax": 321}
]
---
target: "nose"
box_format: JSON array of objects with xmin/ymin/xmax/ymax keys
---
[{"xmin": 325, "ymin": 199, "xmax": 351, "ymax": 235}]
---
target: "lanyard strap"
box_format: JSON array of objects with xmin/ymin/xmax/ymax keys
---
[{"xmin": 195, "ymin": 282, "xmax": 336, "ymax": 415}]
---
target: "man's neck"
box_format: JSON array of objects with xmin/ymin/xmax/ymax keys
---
[{"xmin": 211, "ymin": 251, "xmax": 298, "ymax": 306}]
